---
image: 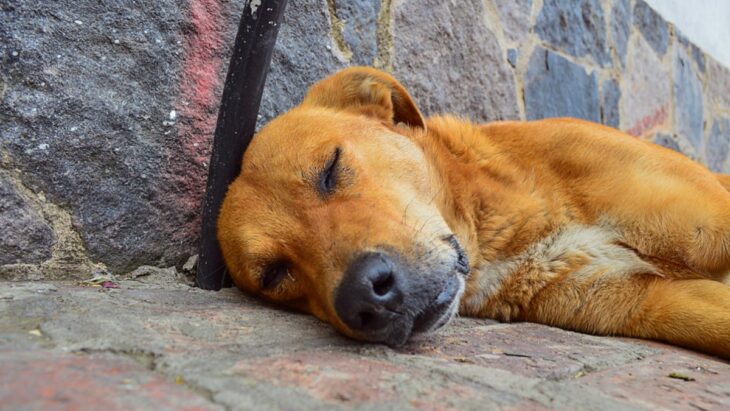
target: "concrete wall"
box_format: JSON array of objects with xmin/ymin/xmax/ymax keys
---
[{"xmin": 2, "ymin": 0, "xmax": 730, "ymax": 279}]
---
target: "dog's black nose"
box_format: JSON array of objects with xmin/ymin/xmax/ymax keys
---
[{"xmin": 334, "ymin": 252, "xmax": 404, "ymax": 333}]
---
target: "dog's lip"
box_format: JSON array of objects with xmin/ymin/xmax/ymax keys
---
[{"xmin": 411, "ymin": 274, "xmax": 461, "ymax": 334}]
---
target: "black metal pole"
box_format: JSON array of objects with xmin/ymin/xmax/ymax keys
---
[{"xmin": 196, "ymin": 0, "xmax": 288, "ymax": 290}]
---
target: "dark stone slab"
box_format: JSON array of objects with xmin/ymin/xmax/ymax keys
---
[
  {"xmin": 674, "ymin": 47, "xmax": 704, "ymax": 150},
  {"xmin": 257, "ymin": 0, "xmax": 346, "ymax": 127},
  {"xmin": 0, "ymin": 175, "xmax": 54, "ymax": 265},
  {"xmin": 707, "ymin": 117, "xmax": 730, "ymax": 172},
  {"xmin": 391, "ymin": 0, "xmax": 519, "ymax": 122},
  {"xmin": 610, "ymin": 0, "xmax": 631, "ymax": 67},
  {"xmin": 602, "ymin": 78, "xmax": 621, "ymax": 128},
  {"xmin": 0, "ymin": 0, "xmax": 340, "ymax": 274},
  {"xmin": 633, "ymin": 0, "xmax": 669, "ymax": 56},
  {"xmin": 0, "ymin": 1, "xmax": 195, "ymax": 272},
  {"xmin": 535, "ymin": 0, "xmax": 611, "ymax": 66},
  {"xmin": 525, "ymin": 47, "xmax": 600, "ymax": 122}
]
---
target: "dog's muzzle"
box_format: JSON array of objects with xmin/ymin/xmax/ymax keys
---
[{"xmin": 333, "ymin": 240, "xmax": 467, "ymax": 346}]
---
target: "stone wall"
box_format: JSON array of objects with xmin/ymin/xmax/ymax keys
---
[{"xmin": 2, "ymin": 0, "xmax": 730, "ymax": 279}]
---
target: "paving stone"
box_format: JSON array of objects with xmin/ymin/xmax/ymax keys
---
[
  {"xmin": 602, "ymin": 78, "xmax": 621, "ymax": 128},
  {"xmin": 653, "ymin": 133, "xmax": 682, "ymax": 153},
  {"xmin": 674, "ymin": 46, "xmax": 704, "ymax": 150},
  {"xmin": 401, "ymin": 322, "xmax": 657, "ymax": 381},
  {"xmin": 577, "ymin": 351, "xmax": 730, "ymax": 410},
  {"xmin": 219, "ymin": 350, "xmax": 529, "ymax": 410},
  {"xmin": 610, "ymin": 0, "xmax": 631, "ymax": 67},
  {"xmin": 708, "ymin": 58, "xmax": 730, "ymax": 111},
  {"xmin": 493, "ymin": 0, "xmax": 533, "ymax": 44},
  {"xmin": 334, "ymin": 0, "xmax": 380, "ymax": 65},
  {"xmin": 0, "ymin": 349, "xmax": 222, "ymax": 411},
  {"xmin": 524, "ymin": 47, "xmax": 600, "ymax": 121},
  {"xmin": 706, "ymin": 117, "xmax": 730, "ymax": 172},
  {"xmin": 0, "ymin": 174, "xmax": 54, "ymax": 265},
  {"xmin": 620, "ymin": 35, "xmax": 671, "ymax": 137},
  {"xmin": 535, "ymin": 0, "xmax": 611, "ymax": 66},
  {"xmin": 1, "ymin": 281, "xmax": 730, "ymax": 411},
  {"xmin": 633, "ymin": 0, "xmax": 669, "ymax": 56},
  {"xmin": 391, "ymin": 0, "xmax": 520, "ymax": 122}
]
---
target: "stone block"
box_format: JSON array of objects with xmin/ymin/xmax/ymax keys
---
[
  {"xmin": 708, "ymin": 58, "xmax": 730, "ymax": 110},
  {"xmin": 525, "ymin": 47, "xmax": 600, "ymax": 122},
  {"xmin": 633, "ymin": 0, "xmax": 669, "ymax": 56},
  {"xmin": 493, "ymin": 0, "xmax": 533, "ymax": 44},
  {"xmin": 535, "ymin": 0, "xmax": 611, "ymax": 66},
  {"xmin": 653, "ymin": 133, "xmax": 682, "ymax": 153},
  {"xmin": 0, "ymin": 175, "xmax": 54, "ymax": 265},
  {"xmin": 677, "ymin": 30, "xmax": 706, "ymax": 73},
  {"xmin": 334, "ymin": 0, "xmax": 380, "ymax": 65},
  {"xmin": 620, "ymin": 36, "xmax": 671, "ymax": 137},
  {"xmin": 0, "ymin": 0, "xmax": 226, "ymax": 272},
  {"xmin": 707, "ymin": 117, "xmax": 730, "ymax": 172},
  {"xmin": 602, "ymin": 78, "xmax": 621, "ymax": 128},
  {"xmin": 610, "ymin": 0, "xmax": 631, "ymax": 67},
  {"xmin": 507, "ymin": 48, "xmax": 519, "ymax": 68},
  {"xmin": 674, "ymin": 47, "xmax": 704, "ymax": 149},
  {"xmin": 258, "ymin": 0, "xmax": 346, "ymax": 126},
  {"xmin": 391, "ymin": 0, "xmax": 520, "ymax": 122},
  {"xmin": 0, "ymin": 0, "xmax": 343, "ymax": 274}
]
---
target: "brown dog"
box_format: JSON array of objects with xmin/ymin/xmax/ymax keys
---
[{"xmin": 218, "ymin": 67, "xmax": 730, "ymax": 359}]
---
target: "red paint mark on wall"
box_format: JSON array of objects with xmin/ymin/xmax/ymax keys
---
[
  {"xmin": 626, "ymin": 105, "xmax": 668, "ymax": 137},
  {"xmin": 160, "ymin": 0, "xmax": 227, "ymax": 245}
]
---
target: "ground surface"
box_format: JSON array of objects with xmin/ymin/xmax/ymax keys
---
[{"xmin": 1, "ymin": 278, "xmax": 729, "ymax": 411}]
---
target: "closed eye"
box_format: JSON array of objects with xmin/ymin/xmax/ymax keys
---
[
  {"xmin": 318, "ymin": 147, "xmax": 341, "ymax": 196},
  {"xmin": 260, "ymin": 260, "xmax": 290, "ymax": 290}
]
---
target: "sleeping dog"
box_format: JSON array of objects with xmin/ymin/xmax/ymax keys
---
[{"xmin": 218, "ymin": 67, "xmax": 730, "ymax": 359}]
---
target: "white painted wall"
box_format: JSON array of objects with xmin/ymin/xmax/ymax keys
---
[{"xmin": 644, "ymin": 0, "xmax": 730, "ymax": 68}]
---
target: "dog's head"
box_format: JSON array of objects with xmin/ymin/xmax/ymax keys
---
[{"xmin": 218, "ymin": 67, "xmax": 470, "ymax": 346}]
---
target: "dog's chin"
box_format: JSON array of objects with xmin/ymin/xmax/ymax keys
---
[{"xmin": 381, "ymin": 273, "xmax": 465, "ymax": 347}]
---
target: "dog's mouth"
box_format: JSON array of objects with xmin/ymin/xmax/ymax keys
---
[{"xmin": 411, "ymin": 273, "xmax": 464, "ymax": 335}]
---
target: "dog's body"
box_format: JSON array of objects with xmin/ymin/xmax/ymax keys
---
[{"xmin": 218, "ymin": 67, "xmax": 730, "ymax": 359}]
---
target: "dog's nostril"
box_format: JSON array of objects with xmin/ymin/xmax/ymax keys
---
[{"xmin": 372, "ymin": 271, "xmax": 395, "ymax": 296}]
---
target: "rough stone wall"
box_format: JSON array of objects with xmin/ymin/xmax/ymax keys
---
[{"xmin": 2, "ymin": 0, "xmax": 729, "ymax": 279}]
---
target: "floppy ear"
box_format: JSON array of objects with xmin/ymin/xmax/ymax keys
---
[{"xmin": 302, "ymin": 66, "xmax": 425, "ymax": 129}]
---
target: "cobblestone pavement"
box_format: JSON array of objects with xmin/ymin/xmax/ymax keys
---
[{"xmin": 1, "ymin": 279, "xmax": 728, "ymax": 411}]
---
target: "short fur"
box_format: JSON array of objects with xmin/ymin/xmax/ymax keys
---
[{"xmin": 218, "ymin": 67, "xmax": 730, "ymax": 359}]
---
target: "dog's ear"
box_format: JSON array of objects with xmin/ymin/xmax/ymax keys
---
[{"xmin": 302, "ymin": 67, "xmax": 425, "ymax": 129}]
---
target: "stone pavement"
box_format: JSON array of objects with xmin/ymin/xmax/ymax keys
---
[{"xmin": 1, "ymin": 278, "xmax": 729, "ymax": 411}]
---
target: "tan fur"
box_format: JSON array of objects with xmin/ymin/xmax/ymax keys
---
[{"xmin": 218, "ymin": 67, "xmax": 730, "ymax": 359}]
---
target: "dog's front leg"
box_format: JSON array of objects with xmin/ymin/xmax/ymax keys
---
[{"xmin": 524, "ymin": 274, "xmax": 730, "ymax": 359}]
